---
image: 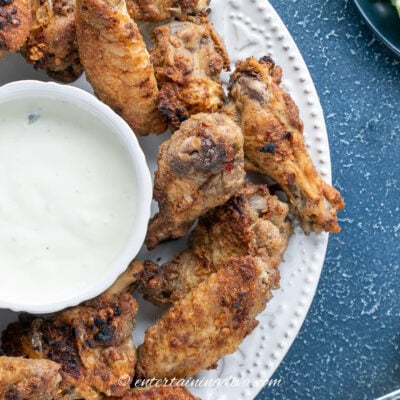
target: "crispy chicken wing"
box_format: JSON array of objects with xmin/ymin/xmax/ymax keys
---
[
  {"xmin": 188, "ymin": 183, "xmax": 292, "ymax": 267},
  {"xmin": 136, "ymin": 256, "xmax": 278, "ymax": 379},
  {"xmin": 1, "ymin": 261, "xmax": 143, "ymax": 400},
  {"xmin": 151, "ymin": 16, "xmax": 229, "ymax": 128},
  {"xmin": 75, "ymin": 0, "xmax": 166, "ymax": 135},
  {"xmin": 108, "ymin": 386, "xmax": 199, "ymax": 400},
  {"xmin": 141, "ymin": 183, "xmax": 292, "ymax": 304},
  {"xmin": 228, "ymin": 56, "xmax": 344, "ymax": 233},
  {"xmin": 126, "ymin": 0, "xmax": 208, "ymax": 22},
  {"xmin": 0, "ymin": 356, "xmax": 61, "ymax": 400},
  {"xmin": 0, "ymin": 0, "xmax": 31, "ymax": 58},
  {"xmin": 21, "ymin": 0, "xmax": 83, "ymax": 82},
  {"xmin": 145, "ymin": 112, "xmax": 245, "ymax": 250}
]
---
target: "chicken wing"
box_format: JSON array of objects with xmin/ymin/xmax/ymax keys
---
[
  {"xmin": 126, "ymin": 0, "xmax": 208, "ymax": 22},
  {"xmin": 0, "ymin": 0, "xmax": 31, "ymax": 58},
  {"xmin": 136, "ymin": 255, "xmax": 278, "ymax": 379},
  {"xmin": 141, "ymin": 183, "xmax": 292, "ymax": 305},
  {"xmin": 228, "ymin": 56, "xmax": 344, "ymax": 233},
  {"xmin": 145, "ymin": 112, "xmax": 245, "ymax": 250},
  {"xmin": 1, "ymin": 261, "xmax": 143, "ymax": 400},
  {"xmin": 108, "ymin": 386, "xmax": 199, "ymax": 400},
  {"xmin": 75, "ymin": 0, "xmax": 166, "ymax": 135},
  {"xmin": 21, "ymin": 0, "xmax": 83, "ymax": 82},
  {"xmin": 0, "ymin": 356, "xmax": 61, "ymax": 400},
  {"xmin": 151, "ymin": 16, "xmax": 229, "ymax": 128}
]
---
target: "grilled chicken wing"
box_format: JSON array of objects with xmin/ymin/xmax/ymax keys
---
[
  {"xmin": 145, "ymin": 112, "xmax": 245, "ymax": 250},
  {"xmin": 108, "ymin": 386, "xmax": 199, "ymax": 400},
  {"xmin": 75, "ymin": 0, "xmax": 166, "ymax": 135},
  {"xmin": 0, "ymin": 0, "xmax": 31, "ymax": 58},
  {"xmin": 21, "ymin": 0, "xmax": 83, "ymax": 82},
  {"xmin": 151, "ymin": 16, "xmax": 229, "ymax": 128},
  {"xmin": 1, "ymin": 261, "xmax": 143, "ymax": 400},
  {"xmin": 0, "ymin": 356, "xmax": 61, "ymax": 400},
  {"xmin": 228, "ymin": 56, "xmax": 344, "ymax": 233},
  {"xmin": 126, "ymin": 0, "xmax": 208, "ymax": 22},
  {"xmin": 136, "ymin": 255, "xmax": 278, "ymax": 379},
  {"xmin": 141, "ymin": 183, "xmax": 292, "ymax": 305}
]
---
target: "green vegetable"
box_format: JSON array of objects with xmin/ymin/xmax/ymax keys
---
[{"xmin": 392, "ymin": 0, "xmax": 400, "ymax": 17}]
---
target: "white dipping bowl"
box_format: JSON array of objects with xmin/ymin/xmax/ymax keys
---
[{"xmin": 0, "ymin": 80, "xmax": 152, "ymax": 313}]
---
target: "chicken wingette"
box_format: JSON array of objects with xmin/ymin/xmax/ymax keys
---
[
  {"xmin": 151, "ymin": 16, "xmax": 229, "ymax": 128},
  {"xmin": 108, "ymin": 386, "xmax": 200, "ymax": 400},
  {"xmin": 145, "ymin": 112, "xmax": 245, "ymax": 250},
  {"xmin": 1, "ymin": 261, "xmax": 143, "ymax": 400},
  {"xmin": 136, "ymin": 255, "xmax": 279, "ymax": 379},
  {"xmin": 141, "ymin": 183, "xmax": 292, "ymax": 305},
  {"xmin": 75, "ymin": 0, "xmax": 166, "ymax": 135},
  {"xmin": 0, "ymin": 356, "xmax": 61, "ymax": 400},
  {"xmin": 228, "ymin": 56, "xmax": 344, "ymax": 233}
]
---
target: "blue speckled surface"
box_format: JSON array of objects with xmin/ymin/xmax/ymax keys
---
[{"xmin": 257, "ymin": 1, "xmax": 400, "ymax": 399}]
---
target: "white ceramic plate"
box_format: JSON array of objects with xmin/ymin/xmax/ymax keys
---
[{"xmin": 0, "ymin": 0, "xmax": 331, "ymax": 399}]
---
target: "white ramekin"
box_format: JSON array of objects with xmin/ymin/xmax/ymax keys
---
[{"xmin": 0, "ymin": 80, "xmax": 152, "ymax": 313}]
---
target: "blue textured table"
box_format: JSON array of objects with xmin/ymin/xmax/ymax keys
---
[{"xmin": 256, "ymin": 1, "xmax": 400, "ymax": 399}]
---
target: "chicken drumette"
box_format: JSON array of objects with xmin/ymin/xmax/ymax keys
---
[
  {"xmin": 141, "ymin": 183, "xmax": 292, "ymax": 305},
  {"xmin": 75, "ymin": 0, "xmax": 166, "ymax": 135},
  {"xmin": 1, "ymin": 261, "xmax": 143, "ymax": 400},
  {"xmin": 151, "ymin": 16, "xmax": 229, "ymax": 128},
  {"xmin": 126, "ymin": 0, "xmax": 208, "ymax": 22},
  {"xmin": 136, "ymin": 255, "xmax": 278, "ymax": 379},
  {"xmin": 145, "ymin": 112, "xmax": 245, "ymax": 250},
  {"xmin": 227, "ymin": 56, "xmax": 344, "ymax": 233},
  {"xmin": 0, "ymin": 356, "xmax": 61, "ymax": 400}
]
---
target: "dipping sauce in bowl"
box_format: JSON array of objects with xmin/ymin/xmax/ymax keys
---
[{"xmin": 0, "ymin": 81, "xmax": 152, "ymax": 313}]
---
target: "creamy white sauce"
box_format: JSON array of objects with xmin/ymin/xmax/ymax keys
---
[{"xmin": 0, "ymin": 98, "xmax": 136, "ymax": 306}]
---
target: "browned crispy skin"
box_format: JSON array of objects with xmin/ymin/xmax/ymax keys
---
[
  {"xmin": 151, "ymin": 16, "xmax": 229, "ymax": 128},
  {"xmin": 145, "ymin": 112, "xmax": 245, "ymax": 250},
  {"xmin": 126, "ymin": 0, "xmax": 208, "ymax": 21},
  {"xmin": 20, "ymin": 0, "xmax": 83, "ymax": 82},
  {"xmin": 228, "ymin": 56, "xmax": 344, "ymax": 233},
  {"xmin": 141, "ymin": 254, "xmax": 210, "ymax": 306},
  {"xmin": 108, "ymin": 386, "xmax": 199, "ymax": 400},
  {"xmin": 75, "ymin": 0, "xmax": 166, "ymax": 135},
  {"xmin": 189, "ymin": 183, "xmax": 292, "ymax": 268},
  {"xmin": 136, "ymin": 256, "xmax": 278, "ymax": 379},
  {"xmin": 141, "ymin": 183, "xmax": 292, "ymax": 305},
  {"xmin": 0, "ymin": 0, "xmax": 31, "ymax": 57},
  {"xmin": 0, "ymin": 356, "xmax": 62, "ymax": 400},
  {"xmin": 1, "ymin": 261, "xmax": 143, "ymax": 400}
]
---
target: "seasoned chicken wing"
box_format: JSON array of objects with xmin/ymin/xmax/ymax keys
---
[
  {"xmin": 141, "ymin": 183, "xmax": 292, "ymax": 304},
  {"xmin": 1, "ymin": 261, "xmax": 143, "ymax": 400},
  {"xmin": 188, "ymin": 183, "xmax": 292, "ymax": 268},
  {"xmin": 228, "ymin": 56, "xmax": 344, "ymax": 233},
  {"xmin": 21, "ymin": 0, "xmax": 83, "ymax": 82},
  {"xmin": 145, "ymin": 112, "xmax": 245, "ymax": 250},
  {"xmin": 108, "ymin": 386, "xmax": 199, "ymax": 400},
  {"xmin": 126, "ymin": 0, "xmax": 208, "ymax": 22},
  {"xmin": 151, "ymin": 16, "xmax": 229, "ymax": 128},
  {"xmin": 136, "ymin": 255, "xmax": 279, "ymax": 379},
  {"xmin": 0, "ymin": 0, "xmax": 31, "ymax": 58},
  {"xmin": 75, "ymin": 0, "xmax": 166, "ymax": 135},
  {"xmin": 0, "ymin": 356, "xmax": 61, "ymax": 400}
]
